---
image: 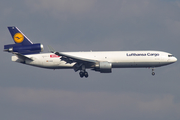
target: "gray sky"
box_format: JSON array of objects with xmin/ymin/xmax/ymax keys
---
[{"xmin": 1, "ymin": 0, "xmax": 180, "ymax": 120}]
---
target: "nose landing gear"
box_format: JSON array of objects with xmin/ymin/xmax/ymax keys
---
[{"xmin": 152, "ymin": 68, "xmax": 155, "ymax": 76}]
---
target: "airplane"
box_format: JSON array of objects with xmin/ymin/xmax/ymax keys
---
[{"xmin": 4, "ymin": 26, "xmax": 177, "ymax": 78}]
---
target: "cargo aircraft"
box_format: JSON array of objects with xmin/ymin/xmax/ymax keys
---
[{"xmin": 4, "ymin": 26, "xmax": 177, "ymax": 78}]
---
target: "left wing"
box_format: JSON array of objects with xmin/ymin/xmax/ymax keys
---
[
  {"xmin": 54, "ymin": 51, "xmax": 97, "ymax": 64},
  {"xmin": 48, "ymin": 46, "xmax": 98, "ymax": 71},
  {"xmin": 48, "ymin": 45, "xmax": 97, "ymax": 63}
]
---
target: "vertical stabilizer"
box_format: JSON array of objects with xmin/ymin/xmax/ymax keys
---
[{"xmin": 8, "ymin": 26, "xmax": 33, "ymax": 45}]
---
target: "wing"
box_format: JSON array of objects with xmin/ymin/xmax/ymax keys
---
[
  {"xmin": 48, "ymin": 45, "xmax": 97, "ymax": 63},
  {"xmin": 48, "ymin": 46, "xmax": 97, "ymax": 71},
  {"xmin": 54, "ymin": 51, "xmax": 97, "ymax": 64}
]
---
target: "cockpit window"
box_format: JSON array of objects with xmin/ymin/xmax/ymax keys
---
[{"xmin": 168, "ymin": 55, "xmax": 174, "ymax": 57}]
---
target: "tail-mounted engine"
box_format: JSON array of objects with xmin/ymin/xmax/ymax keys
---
[
  {"xmin": 4, "ymin": 43, "xmax": 43, "ymax": 54},
  {"xmin": 92, "ymin": 61, "xmax": 112, "ymax": 73}
]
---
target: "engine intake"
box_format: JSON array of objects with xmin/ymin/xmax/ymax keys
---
[{"xmin": 93, "ymin": 61, "xmax": 112, "ymax": 73}]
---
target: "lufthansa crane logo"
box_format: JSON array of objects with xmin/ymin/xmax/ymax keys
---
[{"xmin": 14, "ymin": 33, "xmax": 24, "ymax": 43}]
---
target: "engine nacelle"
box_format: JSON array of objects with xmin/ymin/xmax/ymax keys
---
[
  {"xmin": 93, "ymin": 61, "xmax": 112, "ymax": 73},
  {"xmin": 4, "ymin": 43, "xmax": 43, "ymax": 54}
]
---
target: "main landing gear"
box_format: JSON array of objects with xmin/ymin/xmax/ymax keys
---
[
  {"xmin": 79, "ymin": 70, "xmax": 88, "ymax": 78},
  {"xmin": 78, "ymin": 65, "xmax": 89, "ymax": 78}
]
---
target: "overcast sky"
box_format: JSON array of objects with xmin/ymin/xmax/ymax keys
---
[{"xmin": 0, "ymin": 0, "xmax": 180, "ymax": 120}]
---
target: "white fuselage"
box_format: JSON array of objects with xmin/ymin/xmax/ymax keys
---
[{"xmin": 12, "ymin": 51, "xmax": 177, "ymax": 69}]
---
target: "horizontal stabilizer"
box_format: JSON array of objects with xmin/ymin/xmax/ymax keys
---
[{"xmin": 12, "ymin": 52, "xmax": 33, "ymax": 61}]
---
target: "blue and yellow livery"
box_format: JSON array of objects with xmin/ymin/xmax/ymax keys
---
[
  {"xmin": 3, "ymin": 26, "xmax": 177, "ymax": 78},
  {"xmin": 4, "ymin": 26, "xmax": 43, "ymax": 54}
]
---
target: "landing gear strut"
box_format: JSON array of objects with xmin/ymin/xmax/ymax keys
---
[{"xmin": 152, "ymin": 68, "xmax": 155, "ymax": 76}]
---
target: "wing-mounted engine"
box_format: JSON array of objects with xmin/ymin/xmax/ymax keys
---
[
  {"xmin": 92, "ymin": 61, "xmax": 112, "ymax": 73},
  {"xmin": 4, "ymin": 43, "xmax": 43, "ymax": 54}
]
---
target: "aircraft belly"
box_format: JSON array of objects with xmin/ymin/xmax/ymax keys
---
[
  {"xmin": 111, "ymin": 56, "xmax": 170, "ymax": 68},
  {"xmin": 112, "ymin": 62, "xmax": 162, "ymax": 68}
]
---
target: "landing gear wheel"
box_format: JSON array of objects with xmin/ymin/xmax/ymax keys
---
[
  {"xmin": 79, "ymin": 71, "xmax": 89, "ymax": 78},
  {"xmin": 78, "ymin": 65, "xmax": 89, "ymax": 78},
  {"xmin": 84, "ymin": 72, "xmax": 88, "ymax": 78},
  {"xmin": 151, "ymin": 68, "xmax": 155, "ymax": 76},
  {"xmin": 152, "ymin": 72, "xmax": 155, "ymax": 76},
  {"xmin": 79, "ymin": 72, "xmax": 84, "ymax": 78}
]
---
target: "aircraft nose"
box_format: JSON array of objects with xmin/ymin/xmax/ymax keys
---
[
  {"xmin": 167, "ymin": 56, "xmax": 177, "ymax": 63},
  {"xmin": 171, "ymin": 57, "xmax": 177, "ymax": 62},
  {"xmin": 174, "ymin": 57, "xmax": 177, "ymax": 62}
]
